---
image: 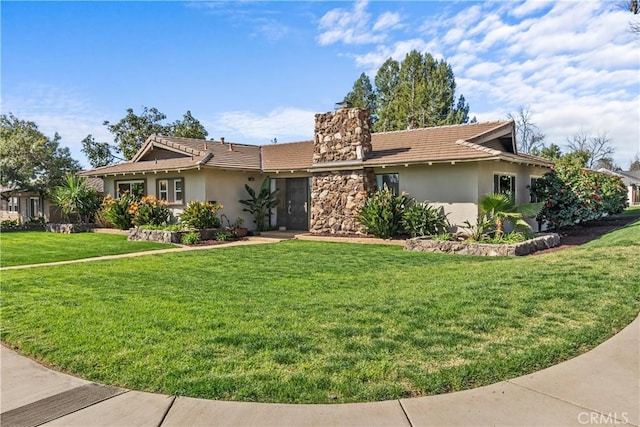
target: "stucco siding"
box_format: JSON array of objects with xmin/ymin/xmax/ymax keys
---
[
  {"xmin": 203, "ymin": 169, "xmax": 264, "ymax": 229},
  {"xmin": 376, "ymin": 163, "xmax": 480, "ymax": 226}
]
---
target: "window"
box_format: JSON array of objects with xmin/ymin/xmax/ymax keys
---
[
  {"xmin": 376, "ymin": 173, "xmax": 400, "ymax": 195},
  {"xmin": 158, "ymin": 180, "xmax": 169, "ymax": 201},
  {"xmin": 494, "ymin": 174, "xmax": 515, "ymax": 200},
  {"xmin": 529, "ymin": 177, "xmax": 541, "ymax": 203},
  {"xmin": 29, "ymin": 197, "xmax": 41, "ymax": 218},
  {"xmin": 174, "ymin": 180, "xmax": 183, "ymax": 204},
  {"xmin": 116, "ymin": 180, "xmax": 145, "ymax": 198},
  {"xmin": 8, "ymin": 197, "xmax": 19, "ymax": 212},
  {"xmin": 156, "ymin": 178, "xmax": 184, "ymax": 205}
]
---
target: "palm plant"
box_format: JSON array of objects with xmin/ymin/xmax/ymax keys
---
[
  {"xmin": 52, "ymin": 173, "xmax": 101, "ymax": 223},
  {"xmin": 478, "ymin": 193, "xmax": 541, "ymax": 238},
  {"xmin": 239, "ymin": 177, "xmax": 279, "ymax": 231}
]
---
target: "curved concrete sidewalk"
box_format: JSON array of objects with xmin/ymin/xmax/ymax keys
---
[{"xmin": 1, "ymin": 316, "xmax": 637, "ymax": 427}]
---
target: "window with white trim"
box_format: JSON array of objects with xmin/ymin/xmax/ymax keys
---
[
  {"xmin": 376, "ymin": 173, "xmax": 400, "ymax": 195},
  {"xmin": 116, "ymin": 180, "xmax": 145, "ymax": 198},
  {"xmin": 8, "ymin": 196, "xmax": 19, "ymax": 212},
  {"xmin": 494, "ymin": 174, "xmax": 515, "ymax": 200},
  {"xmin": 156, "ymin": 178, "xmax": 184, "ymax": 205}
]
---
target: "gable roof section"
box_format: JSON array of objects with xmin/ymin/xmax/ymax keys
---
[
  {"xmin": 82, "ymin": 121, "xmax": 552, "ymax": 177},
  {"xmin": 81, "ymin": 136, "xmax": 262, "ymax": 177},
  {"xmin": 262, "ymin": 121, "xmax": 550, "ymax": 171}
]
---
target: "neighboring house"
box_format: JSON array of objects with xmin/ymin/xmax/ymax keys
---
[
  {"xmin": 0, "ymin": 177, "xmax": 104, "ymax": 224},
  {"xmin": 80, "ymin": 108, "xmax": 552, "ymax": 233},
  {"xmin": 597, "ymin": 168, "xmax": 640, "ymax": 206}
]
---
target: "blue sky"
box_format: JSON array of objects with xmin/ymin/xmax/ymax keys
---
[{"xmin": 2, "ymin": 0, "xmax": 639, "ymax": 169}]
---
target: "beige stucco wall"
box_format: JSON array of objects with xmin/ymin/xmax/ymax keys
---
[
  {"xmin": 375, "ymin": 163, "xmax": 480, "ymax": 227},
  {"xmin": 476, "ymin": 161, "xmax": 548, "ymax": 205},
  {"xmin": 102, "ymin": 168, "xmax": 261, "ymax": 229}
]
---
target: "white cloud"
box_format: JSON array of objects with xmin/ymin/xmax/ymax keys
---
[
  {"xmin": 317, "ymin": 0, "xmax": 402, "ymax": 46},
  {"xmin": 1, "ymin": 84, "xmax": 111, "ymax": 168},
  {"xmin": 210, "ymin": 107, "xmax": 315, "ymax": 144}
]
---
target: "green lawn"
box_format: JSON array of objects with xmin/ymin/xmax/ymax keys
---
[
  {"xmin": 1, "ymin": 222, "xmax": 639, "ymax": 403},
  {"xmin": 0, "ymin": 232, "xmax": 174, "ymax": 267},
  {"xmin": 620, "ymin": 205, "xmax": 640, "ymax": 216}
]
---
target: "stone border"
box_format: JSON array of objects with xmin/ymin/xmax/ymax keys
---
[
  {"xmin": 128, "ymin": 227, "xmax": 223, "ymax": 244},
  {"xmin": 0, "ymin": 224, "xmax": 46, "ymax": 232},
  {"xmin": 405, "ymin": 233, "xmax": 560, "ymax": 256},
  {"xmin": 46, "ymin": 223, "xmax": 98, "ymax": 233}
]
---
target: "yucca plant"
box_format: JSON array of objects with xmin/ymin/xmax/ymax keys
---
[{"xmin": 52, "ymin": 173, "xmax": 101, "ymax": 223}]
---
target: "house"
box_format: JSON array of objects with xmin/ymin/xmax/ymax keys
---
[
  {"xmin": 597, "ymin": 168, "xmax": 640, "ymax": 206},
  {"xmin": 80, "ymin": 107, "xmax": 552, "ymax": 233},
  {"xmin": 0, "ymin": 177, "xmax": 104, "ymax": 224}
]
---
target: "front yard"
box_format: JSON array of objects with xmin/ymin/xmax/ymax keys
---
[
  {"xmin": 0, "ymin": 232, "xmax": 174, "ymax": 267},
  {"xmin": 1, "ymin": 221, "xmax": 639, "ymax": 403}
]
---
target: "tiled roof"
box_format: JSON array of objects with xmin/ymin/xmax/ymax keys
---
[
  {"xmin": 82, "ymin": 136, "xmax": 261, "ymax": 177},
  {"xmin": 262, "ymin": 140, "xmax": 314, "ymax": 171},
  {"xmin": 81, "ymin": 121, "xmax": 552, "ymax": 177},
  {"xmin": 262, "ymin": 121, "xmax": 551, "ymax": 171}
]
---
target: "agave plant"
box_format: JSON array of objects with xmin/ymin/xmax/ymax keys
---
[{"xmin": 478, "ymin": 193, "xmax": 542, "ymax": 238}]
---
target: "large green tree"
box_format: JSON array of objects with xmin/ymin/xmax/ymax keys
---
[
  {"xmin": 170, "ymin": 110, "xmax": 209, "ymax": 139},
  {"xmin": 344, "ymin": 73, "xmax": 376, "ymax": 125},
  {"xmin": 0, "ymin": 113, "xmax": 81, "ymax": 192},
  {"xmin": 346, "ymin": 50, "xmax": 470, "ymax": 133},
  {"xmin": 82, "ymin": 107, "xmax": 209, "ymax": 167}
]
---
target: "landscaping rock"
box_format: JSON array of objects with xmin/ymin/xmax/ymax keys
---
[
  {"xmin": 46, "ymin": 223, "xmax": 97, "ymax": 233},
  {"xmin": 405, "ymin": 233, "xmax": 560, "ymax": 256}
]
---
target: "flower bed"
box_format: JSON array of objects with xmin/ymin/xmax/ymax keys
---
[{"xmin": 405, "ymin": 233, "xmax": 560, "ymax": 256}]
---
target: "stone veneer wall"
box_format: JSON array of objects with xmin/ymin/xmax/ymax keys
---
[
  {"xmin": 310, "ymin": 169, "xmax": 375, "ymax": 234},
  {"xmin": 313, "ymin": 108, "xmax": 372, "ymax": 163},
  {"xmin": 310, "ymin": 108, "xmax": 375, "ymax": 234}
]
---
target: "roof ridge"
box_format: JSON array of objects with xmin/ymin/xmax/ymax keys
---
[{"xmin": 372, "ymin": 121, "xmax": 509, "ymax": 136}]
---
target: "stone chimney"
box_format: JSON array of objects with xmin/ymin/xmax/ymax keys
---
[
  {"xmin": 309, "ymin": 107, "xmax": 375, "ymax": 235},
  {"xmin": 313, "ymin": 107, "xmax": 372, "ymax": 164}
]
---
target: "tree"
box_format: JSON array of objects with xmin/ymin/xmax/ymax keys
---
[
  {"xmin": 594, "ymin": 157, "xmax": 621, "ymax": 172},
  {"xmin": 104, "ymin": 106, "xmax": 170, "ymax": 160},
  {"xmin": 567, "ymin": 130, "xmax": 614, "ymax": 169},
  {"xmin": 83, "ymin": 108, "xmax": 210, "ymax": 166},
  {"xmin": 628, "ymin": 154, "xmax": 640, "ymax": 171},
  {"xmin": 81, "ymin": 134, "xmax": 120, "ymax": 168},
  {"xmin": 52, "ymin": 173, "xmax": 101, "ymax": 223},
  {"xmin": 344, "ymin": 73, "xmax": 377, "ymax": 125},
  {"xmin": 478, "ymin": 193, "xmax": 534, "ymax": 238},
  {"xmin": 347, "ymin": 50, "xmax": 468, "ymax": 133},
  {"xmin": 373, "ymin": 58, "xmax": 400, "ymax": 132},
  {"xmin": 0, "ymin": 113, "xmax": 81, "ymax": 192},
  {"xmin": 534, "ymin": 143, "xmax": 563, "ymax": 161},
  {"xmin": 171, "ymin": 110, "xmax": 209, "ymax": 139},
  {"xmin": 619, "ymin": 0, "xmax": 639, "ymax": 34},
  {"xmin": 507, "ymin": 106, "xmax": 545, "ymax": 154}
]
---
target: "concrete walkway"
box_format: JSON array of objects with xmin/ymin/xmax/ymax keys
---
[{"xmin": 1, "ymin": 316, "xmax": 637, "ymax": 426}]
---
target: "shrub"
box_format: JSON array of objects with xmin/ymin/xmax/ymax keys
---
[
  {"xmin": 358, "ymin": 185, "xmax": 410, "ymax": 238},
  {"xmin": 180, "ymin": 201, "xmax": 222, "ymax": 229},
  {"xmin": 181, "ymin": 231, "xmax": 201, "ymax": 245},
  {"xmin": 100, "ymin": 192, "xmax": 135, "ymax": 230},
  {"xmin": 0, "ymin": 219, "xmax": 19, "ymax": 229},
  {"xmin": 52, "ymin": 173, "xmax": 101, "ymax": 223},
  {"xmin": 239, "ymin": 177, "xmax": 279, "ymax": 231},
  {"xmin": 531, "ymin": 162, "xmax": 628, "ymax": 229},
  {"xmin": 129, "ymin": 195, "xmax": 172, "ymax": 227},
  {"xmin": 215, "ymin": 230, "xmax": 234, "ymax": 241},
  {"xmin": 401, "ymin": 202, "xmax": 449, "ymax": 237}
]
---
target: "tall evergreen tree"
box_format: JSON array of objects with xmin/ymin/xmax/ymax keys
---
[
  {"xmin": 344, "ymin": 73, "xmax": 377, "ymax": 125},
  {"xmin": 349, "ymin": 50, "xmax": 469, "ymax": 133},
  {"xmin": 373, "ymin": 58, "xmax": 400, "ymax": 133}
]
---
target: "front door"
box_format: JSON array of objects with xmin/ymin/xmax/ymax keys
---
[{"xmin": 286, "ymin": 178, "xmax": 309, "ymax": 230}]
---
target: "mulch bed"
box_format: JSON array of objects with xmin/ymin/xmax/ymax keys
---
[{"xmin": 532, "ymin": 214, "xmax": 640, "ymax": 255}]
